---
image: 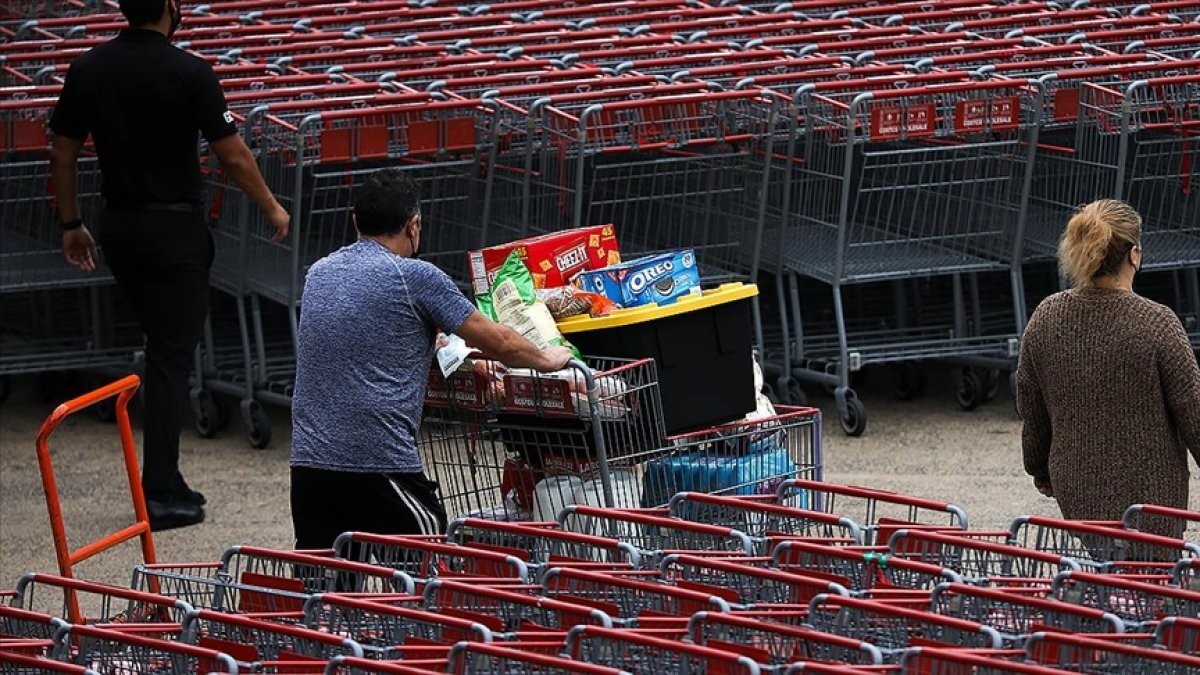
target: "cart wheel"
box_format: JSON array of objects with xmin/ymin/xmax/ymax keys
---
[
  {"xmin": 0, "ymin": 375, "xmax": 10, "ymax": 405},
  {"xmin": 193, "ymin": 390, "xmax": 221, "ymax": 439},
  {"xmin": 823, "ymin": 368, "xmax": 866, "ymax": 397},
  {"xmin": 781, "ymin": 376, "xmax": 807, "ymax": 406},
  {"xmin": 839, "ymin": 396, "xmax": 867, "ymax": 437},
  {"xmin": 890, "ymin": 362, "xmax": 926, "ymax": 401},
  {"xmin": 956, "ymin": 368, "xmax": 984, "ymax": 411},
  {"xmin": 246, "ymin": 402, "xmax": 272, "ymax": 449},
  {"xmin": 982, "ymin": 368, "xmax": 1002, "ymax": 402}
]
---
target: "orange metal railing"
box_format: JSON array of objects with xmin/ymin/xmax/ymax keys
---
[{"xmin": 34, "ymin": 374, "xmax": 157, "ymax": 622}]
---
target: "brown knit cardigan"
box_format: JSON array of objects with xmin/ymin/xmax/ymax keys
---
[{"xmin": 1017, "ymin": 287, "xmax": 1200, "ymax": 535}]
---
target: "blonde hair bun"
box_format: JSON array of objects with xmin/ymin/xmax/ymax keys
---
[{"xmin": 1058, "ymin": 199, "xmax": 1142, "ymax": 287}]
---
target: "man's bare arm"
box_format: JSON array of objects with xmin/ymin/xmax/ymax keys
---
[
  {"xmin": 210, "ymin": 134, "xmax": 290, "ymax": 241},
  {"xmin": 455, "ymin": 312, "xmax": 572, "ymax": 372},
  {"xmin": 50, "ymin": 134, "xmax": 84, "ymax": 222}
]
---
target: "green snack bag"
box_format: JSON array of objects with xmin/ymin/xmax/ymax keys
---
[{"xmin": 479, "ymin": 251, "xmax": 581, "ymax": 360}]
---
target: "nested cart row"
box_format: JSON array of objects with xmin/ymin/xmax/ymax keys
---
[{"xmin": 3, "ymin": 1, "xmax": 1197, "ymax": 439}]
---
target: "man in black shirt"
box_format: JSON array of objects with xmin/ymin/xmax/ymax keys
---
[{"xmin": 49, "ymin": 0, "xmax": 290, "ymax": 531}]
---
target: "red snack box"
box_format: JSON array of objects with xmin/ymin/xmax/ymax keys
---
[{"xmin": 468, "ymin": 225, "xmax": 620, "ymax": 296}]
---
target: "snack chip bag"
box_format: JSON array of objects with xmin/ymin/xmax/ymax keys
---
[
  {"xmin": 478, "ymin": 251, "xmax": 581, "ymax": 359},
  {"xmin": 536, "ymin": 286, "xmax": 621, "ymax": 320}
]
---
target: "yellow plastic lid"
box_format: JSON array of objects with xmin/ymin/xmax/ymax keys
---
[{"xmin": 558, "ymin": 283, "xmax": 759, "ymax": 333}]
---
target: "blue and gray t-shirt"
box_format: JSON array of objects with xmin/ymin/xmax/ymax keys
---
[{"xmin": 291, "ymin": 239, "xmax": 476, "ymax": 473}]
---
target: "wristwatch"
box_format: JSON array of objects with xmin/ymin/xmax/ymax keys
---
[{"xmin": 59, "ymin": 218, "xmax": 84, "ymax": 232}]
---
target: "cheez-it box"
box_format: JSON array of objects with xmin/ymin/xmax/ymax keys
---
[{"xmin": 468, "ymin": 225, "xmax": 620, "ymax": 296}]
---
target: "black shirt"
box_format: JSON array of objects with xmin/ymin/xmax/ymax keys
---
[{"xmin": 49, "ymin": 28, "xmax": 238, "ymax": 209}]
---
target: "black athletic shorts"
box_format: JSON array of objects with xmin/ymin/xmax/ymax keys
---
[{"xmin": 290, "ymin": 466, "xmax": 448, "ymax": 551}]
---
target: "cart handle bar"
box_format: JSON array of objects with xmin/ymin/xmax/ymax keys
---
[
  {"xmin": 780, "ymin": 478, "xmax": 969, "ymax": 523},
  {"xmin": 220, "ymin": 546, "xmax": 416, "ymax": 595},
  {"xmin": 305, "ymin": 592, "xmax": 500, "ymax": 637},
  {"xmin": 421, "ymin": 579, "xmax": 615, "ymax": 628}
]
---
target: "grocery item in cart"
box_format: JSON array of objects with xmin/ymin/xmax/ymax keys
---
[
  {"xmin": 502, "ymin": 367, "xmax": 630, "ymax": 420},
  {"xmin": 532, "ymin": 475, "xmax": 586, "ymax": 523},
  {"xmin": 536, "ymin": 286, "xmax": 620, "ymax": 320},
  {"xmin": 478, "ymin": 251, "xmax": 580, "ymax": 358},
  {"xmin": 467, "ymin": 224, "xmax": 620, "ymax": 296},
  {"xmin": 640, "ymin": 442, "xmax": 798, "ymax": 508},
  {"xmin": 531, "ymin": 471, "xmax": 642, "ymax": 540},
  {"xmin": 575, "ymin": 249, "xmax": 701, "ymax": 308}
]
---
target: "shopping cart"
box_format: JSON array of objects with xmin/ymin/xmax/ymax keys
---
[
  {"xmin": 421, "ymin": 578, "xmax": 614, "ymax": 635},
  {"xmin": 446, "ymin": 519, "xmax": 642, "ymax": 571},
  {"xmin": 768, "ymin": 78, "xmax": 1041, "ymax": 434},
  {"xmin": 51, "ymin": 624, "xmax": 239, "ymax": 675},
  {"xmin": 0, "ymin": 99, "xmax": 142, "ymax": 386},
  {"xmin": 771, "ymin": 540, "xmax": 965, "ymax": 596},
  {"xmin": 777, "ymin": 480, "xmax": 970, "ymax": 545},
  {"xmin": 1176, "ymin": 558, "xmax": 1200, "ymax": 590},
  {"xmin": 8, "ymin": 575, "xmax": 192, "ymax": 632},
  {"xmin": 130, "ymin": 562, "xmax": 310, "ymax": 619},
  {"xmin": 1151, "ymin": 612, "xmax": 1200, "ymax": 654},
  {"xmin": 179, "ymin": 609, "xmax": 364, "ymax": 667},
  {"xmin": 806, "ymin": 594, "xmax": 1005, "ymax": 662},
  {"xmin": 0, "ymin": 606, "xmax": 67, "ymax": 643},
  {"xmin": 667, "ymin": 493, "xmax": 863, "ymax": 545},
  {"xmin": 1050, "ymin": 569, "xmax": 1200, "ymax": 630},
  {"xmin": 0, "ymin": 650, "xmax": 100, "ymax": 675},
  {"xmin": 301, "ymin": 594, "xmax": 494, "ymax": 661},
  {"xmin": 687, "ymin": 611, "xmax": 885, "ymax": 667},
  {"xmin": 1007, "ymin": 515, "xmax": 1200, "ymax": 568},
  {"xmin": 424, "ymin": 356, "xmax": 664, "ymax": 524},
  {"xmin": 1123, "ymin": 503, "xmax": 1200, "ymax": 540},
  {"xmin": 556, "ymin": 507, "xmax": 756, "ymax": 560},
  {"xmin": 638, "ymin": 406, "xmax": 823, "ymax": 510},
  {"xmin": 324, "ymin": 654, "xmax": 445, "ymax": 675},
  {"xmin": 898, "ymin": 648, "xmax": 1077, "ymax": 675},
  {"xmin": 332, "ymin": 532, "xmax": 533, "ymax": 583},
  {"xmin": 564, "ymin": 624, "xmax": 766, "ymax": 674},
  {"xmin": 1025, "ymin": 630, "xmax": 1200, "ymax": 673},
  {"xmin": 445, "ymin": 641, "xmax": 633, "ymax": 675},
  {"xmin": 539, "ymin": 567, "xmax": 736, "ymax": 627},
  {"xmin": 887, "ymin": 529, "xmax": 1084, "ymax": 587},
  {"xmin": 929, "ymin": 582, "xmax": 1125, "ymax": 644},
  {"xmin": 131, "ymin": 548, "xmax": 417, "ymax": 618},
  {"xmin": 659, "ymin": 553, "xmax": 852, "ymax": 609}
]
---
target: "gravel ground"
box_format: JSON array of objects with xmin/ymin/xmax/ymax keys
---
[{"xmin": 3, "ymin": 365, "xmax": 1198, "ymax": 592}]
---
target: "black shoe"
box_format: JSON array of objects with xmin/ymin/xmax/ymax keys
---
[
  {"xmin": 175, "ymin": 477, "xmax": 206, "ymax": 506},
  {"xmin": 146, "ymin": 498, "xmax": 205, "ymax": 532}
]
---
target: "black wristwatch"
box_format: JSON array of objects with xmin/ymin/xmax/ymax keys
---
[{"xmin": 60, "ymin": 218, "xmax": 84, "ymax": 232}]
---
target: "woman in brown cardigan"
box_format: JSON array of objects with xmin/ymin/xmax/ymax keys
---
[{"xmin": 1017, "ymin": 199, "xmax": 1200, "ymax": 539}]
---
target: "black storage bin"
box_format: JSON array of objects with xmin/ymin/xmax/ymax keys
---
[{"xmin": 559, "ymin": 283, "xmax": 758, "ymax": 436}]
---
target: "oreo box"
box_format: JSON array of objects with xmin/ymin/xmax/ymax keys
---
[{"xmin": 576, "ymin": 250, "xmax": 701, "ymax": 308}]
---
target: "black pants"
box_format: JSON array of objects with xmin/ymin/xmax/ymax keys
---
[
  {"xmin": 291, "ymin": 466, "xmax": 449, "ymax": 552},
  {"xmin": 98, "ymin": 205, "xmax": 212, "ymax": 499}
]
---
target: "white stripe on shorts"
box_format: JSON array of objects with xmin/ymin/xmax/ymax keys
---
[{"xmin": 388, "ymin": 477, "xmax": 438, "ymax": 536}]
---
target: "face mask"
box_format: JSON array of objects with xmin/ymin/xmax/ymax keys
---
[{"xmin": 168, "ymin": 0, "xmax": 182, "ymax": 37}]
